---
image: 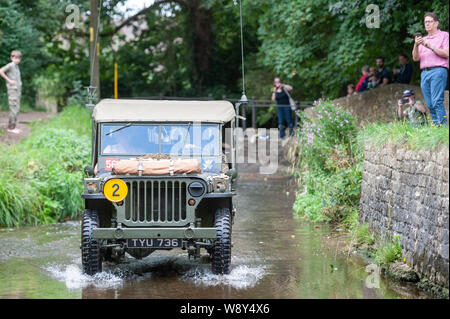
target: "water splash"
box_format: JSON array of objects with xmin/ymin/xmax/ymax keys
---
[
  {"xmin": 182, "ymin": 265, "xmax": 266, "ymax": 290},
  {"xmin": 44, "ymin": 264, "xmax": 124, "ymax": 290}
]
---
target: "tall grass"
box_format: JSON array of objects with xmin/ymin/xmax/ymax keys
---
[
  {"xmin": 0, "ymin": 105, "xmax": 91, "ymax": 227},
  {"xmin": 358, "ymin": 121, "xmax": 449, "ymax": 150},
  {"xmin": 374, "ymin": 235, "xmax": 402, "ymax": 266}
]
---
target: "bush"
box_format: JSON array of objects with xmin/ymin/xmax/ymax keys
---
[
  {"xmin": 0, "ymin": 105, "xmax": 91, "ymax": 227},
  {"xmin": 293, "ymin": 100, "xmax": 361, "ymax": 223}
]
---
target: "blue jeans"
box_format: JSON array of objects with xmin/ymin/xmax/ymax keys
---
[
  {"xmin": 276, "ymin": 106, "xmax": 293, "ymax": 138},
  {"xmin": 421, "ymin": 67, "xmax": 448, "ymax": 126}
]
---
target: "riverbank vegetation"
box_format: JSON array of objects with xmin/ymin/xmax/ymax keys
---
[
  {"xmin": 292, "ymin": 100, "xmax": 362, "ymax": 224},
  {"xmin": 292, "ymin": 100, "xmax": 449, "ymax": 226},
  {"xmin": 291, "ymin": 100, "xmax": 449, "ymax": 272},
  {"xmin": 0, "ymin": 106, "xmax": 90, "ymax": 227}
]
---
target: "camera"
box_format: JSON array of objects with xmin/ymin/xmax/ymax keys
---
[
  {"xmin": 400, "ymin": 98, "xmax": 409, "ymax": 104},
  {"xmin": 416, "ymin": 32, "xmax": 422, "ymax": 38}
]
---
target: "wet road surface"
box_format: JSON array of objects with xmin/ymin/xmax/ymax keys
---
[{"xmin": 0, "ymin": 140, "xmax": 433, "ymax": 299}]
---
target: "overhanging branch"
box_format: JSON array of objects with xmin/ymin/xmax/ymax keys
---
[{"xmin": 101, "ymin": 0, "xmax": 188, "ymax": 37}]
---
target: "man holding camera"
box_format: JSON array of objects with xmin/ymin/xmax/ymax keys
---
[
  {"xmin": 397, "ymin": 89, "xmax": 427, "ymax": 127},
  {"xmin": 412, "ymin": 12, "xmax": 449, "ymax": 126}
]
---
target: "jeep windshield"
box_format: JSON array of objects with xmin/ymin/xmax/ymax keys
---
[{"xmin": 101, "ymin": 123, "xmax": 220, "ymax": 156}]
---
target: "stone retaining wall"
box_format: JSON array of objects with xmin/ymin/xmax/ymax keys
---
[{"xmin": 359, "ymin": 144, "xmax": 449, "ymax": 288}]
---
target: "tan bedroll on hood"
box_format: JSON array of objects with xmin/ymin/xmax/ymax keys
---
[{"xmin": 112, "ymin": 158, "xmax": 201, "ymax": 176}]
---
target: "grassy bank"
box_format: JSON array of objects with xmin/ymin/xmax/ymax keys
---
[
  {"xmin": 359, "ymin": 121, "xmax": 449, "ymax": 150},
  {"xmin": 0, "ymin": 105, "xmax": 91, "ymax": 227}
]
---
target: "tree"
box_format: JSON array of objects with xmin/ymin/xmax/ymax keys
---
[
  {"xmin": 0, "ymin": 0, "xmax": 45, "ymax": 106},
  {"xmin": 256, "ymin": 0, "xmax": 449, "ymax": 100}
]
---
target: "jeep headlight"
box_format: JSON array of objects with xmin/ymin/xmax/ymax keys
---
[
  {"xmin": 84, "ymin": 178, "xmax": 100, "ymax": 194},
  {"xmin": 188, "ymin": 181, "xmax": 205, "ymax": 197}
]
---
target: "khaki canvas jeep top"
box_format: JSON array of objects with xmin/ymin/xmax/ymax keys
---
[{"xmin": 81, "ymin": 99, "xmax": 237, "ymax": 275}]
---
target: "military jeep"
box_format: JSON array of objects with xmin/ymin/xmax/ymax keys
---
[{"xmin": 81, "ymin": 99, "xmax": 238, "ymax": 275}]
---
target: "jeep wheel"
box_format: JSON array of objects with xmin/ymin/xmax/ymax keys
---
[
  {"xmin": 81, "ymin": 209, "xmax": 102, "ymax": 275},
  {"xmin": 211, "ymin": 208, "xmax": 232, "ymax": 275}
]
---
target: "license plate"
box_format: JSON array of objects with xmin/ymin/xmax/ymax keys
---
[{"xmin": 127, "ymin": 238, "xmax": 182, "ymax": 248}]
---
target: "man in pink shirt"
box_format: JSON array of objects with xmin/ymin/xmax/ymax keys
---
[{"xmin": 412, "ymin": 12, "xmax": 449, "ymax": 126}]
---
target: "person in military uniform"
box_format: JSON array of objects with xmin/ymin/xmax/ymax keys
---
[
  {"xmin": 0, "ymin": 50, "xmax": 22, "ymax": 134},
  {"xmin": 396, "ymin": 89, "xmax": 428, "ymax": 127}
]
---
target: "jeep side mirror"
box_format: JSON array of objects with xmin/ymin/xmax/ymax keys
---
[
  {"xmin": 225, "ymin": 169, "xmax": 237, "ymax": 180},
  {"xmin": 84, "ymin": 165, "xmax": 95, "ymax": 177}
]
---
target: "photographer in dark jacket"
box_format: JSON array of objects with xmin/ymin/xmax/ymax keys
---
[{"xmin": 393, "ymin": 54, "xmax": 413, "ymax": 84}]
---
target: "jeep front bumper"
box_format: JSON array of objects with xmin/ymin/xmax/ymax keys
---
[{"xmin": 92, "ymin": 227, "xmax": 217, "ymax": 239}]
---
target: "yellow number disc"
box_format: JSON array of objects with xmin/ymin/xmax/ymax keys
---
[{"xmin": 103, "ymin": 179, "xmax": 128, "ymax": 202}]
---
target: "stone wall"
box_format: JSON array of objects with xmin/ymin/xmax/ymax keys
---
[
  {"xmin": 333, "ymin": 83, "xmax": 449, "ymax": 124},
  {"xmin": 359, "ymin": 144, "xmax": 449, "ymax": 288}
]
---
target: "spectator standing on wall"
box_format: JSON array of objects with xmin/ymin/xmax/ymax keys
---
[
  {"xmin": 356, "ymin": 65, "xmax": 370, "ymax": 92},
  {"xmin": 375, "ymin": 57, "xmax": 391, "ymax": 87},
  {"xmin": 412, "ymin": 12, "xmax": 449, "ymax": 126},
  {"xmin": 393, "ymin": 54, "xmax": 413, "ymax": 84}
]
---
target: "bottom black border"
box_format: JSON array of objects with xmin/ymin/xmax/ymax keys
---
[{"xmin": 2, "ymin": 298, "xmax": 448, "ymax": 317}]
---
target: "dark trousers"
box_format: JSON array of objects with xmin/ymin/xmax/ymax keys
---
[{"xmin": 276, "ymin": 106, "xmax": 293, "ymax": 138}]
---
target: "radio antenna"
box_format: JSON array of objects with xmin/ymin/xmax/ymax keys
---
[
  {"xmin": 86, "ymin": 1, "xmax": 102, "ymax": 109},
  {"xmin": 239, "ymin": 0, "xmax": 248, "ymax": 103}
]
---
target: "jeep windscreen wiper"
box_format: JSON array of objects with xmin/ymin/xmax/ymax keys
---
[{"xmin": 106, "ymin": 123, "xmax": 131, "ymax": 136}]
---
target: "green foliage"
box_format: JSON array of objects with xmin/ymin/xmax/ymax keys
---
[
  {"xmin": 0, "ymin": 0, "xmax": 48, "ymax": 107},
  {"xmin": 358, "ymin": 121, "xmax": 449, "ymax": 150},
  {"xmin": 67, "ymin": 80, "xmax": 89, "ymax": 106},
  {"xmin": 374, "ymin": 235, "xmax": 402, "ymax": 266},
  {"xmin": 293, "ymin": 100, "xmax": 362, "ymax": 223},
  {"xmin": 0, "ymin": 105, "xmax": 91, "ymax": 227},
  {"xmin": 297, "ymin": 100, "xmax": 359, "ymax": 173},
  {"xmin": 257, "ymin": 0, "xmax": 449, "ymax": 100},
  {"xmin": 1, "ymin": 0, "xmax": 449, "ymax": 106}
]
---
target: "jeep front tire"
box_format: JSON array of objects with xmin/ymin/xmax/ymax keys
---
[
  {"xmin": 211, "ymin": 208, "xmax": 232, "ymax": 275},
  {"xmin": 81, "ymin": 209, "xmax": 102, "ymax": 275}
]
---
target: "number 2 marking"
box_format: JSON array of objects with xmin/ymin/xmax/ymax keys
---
[{"xmin": 112, "ymin": 184, "xmax": 120, "ymax": 197}]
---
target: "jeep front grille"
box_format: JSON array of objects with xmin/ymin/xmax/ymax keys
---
[{"xmin": 118, "ymin": 179, "xmax": 199, "ymax": 227}]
